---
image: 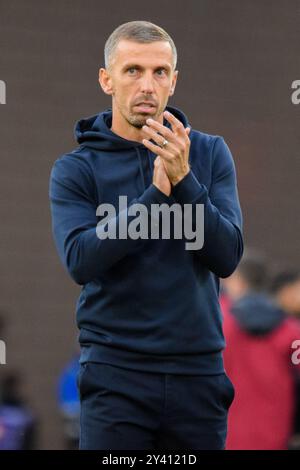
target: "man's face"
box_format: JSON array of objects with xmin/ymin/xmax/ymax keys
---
[
  {"xmin": 277, "ymin": 279, "xmax": 300, "ymax": 316},
  {"xmin": 100, "ymin": 39, "xmax": 178, "ymax": 129},
  {"xmin": 222, "ymin": 272, "xmax": 249, "ymax": 302}
]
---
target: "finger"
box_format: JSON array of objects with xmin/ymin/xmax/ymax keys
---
[
  {"xmin": 163, "ymin": 110, "xmax": 187, "ymax": 138},
  {"xmin": 142, "ymin": 139, "xmax": 173, "ymax": 161},
  {"xmin": 142, "ymin": 125, "xmax": 177, "ymax": 151},
  {"xmin": 145, "ymin": 118, "xmax": 176, "ymax": 143}
]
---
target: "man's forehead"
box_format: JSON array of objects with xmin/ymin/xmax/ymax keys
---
[{"xmin": 113, "ymin": 39, "xmax": 173, "ymax": 64}]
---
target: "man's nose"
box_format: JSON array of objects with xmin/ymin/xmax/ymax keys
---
[{"xmin": 140, "ymin": 72, "xmax": 155, "ymax": 94}]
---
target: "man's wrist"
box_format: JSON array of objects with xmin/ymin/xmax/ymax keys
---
[
  {"xmin": 171, "ymin": 167, "xmax": 190, "ymax": 187},
  {"xmin": 171, "ymin": 169, "xmax": 207, "ymax": 205}
]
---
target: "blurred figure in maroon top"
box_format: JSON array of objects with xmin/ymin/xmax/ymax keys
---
[
  {"xmin": 270, "ymin": 271, "xmax": 300, "ymax": 321},
  {"xmin": 269, "ymin": 270, "xmax": 300, "ymax": 449},
  {"xmin": 220, "ymin": 249, "xmax": 300, "ymax": 449}
]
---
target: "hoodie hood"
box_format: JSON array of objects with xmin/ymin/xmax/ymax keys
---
[
  {"xmin": 231, "ymin": 292, "xmax": 285, "ymax": 335},
  {"xmin": 74, "ymin": 105, "xmax": 190, "ymax": 193},
  {"xmin": 74, "ymin": 104, "xmax": 190, "ymax": 151}
]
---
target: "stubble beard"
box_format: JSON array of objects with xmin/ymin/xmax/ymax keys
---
[{"xmin": 125, "ymin": 103, "xmax": 165, "ymax": 129}]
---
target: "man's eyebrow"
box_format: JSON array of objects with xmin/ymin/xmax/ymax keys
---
[{"xmin": 121, "ymin": 63, "xmax": 172, "ymax": 72}]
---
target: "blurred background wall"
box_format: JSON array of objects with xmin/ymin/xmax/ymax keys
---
[{"xmin": 0, "ymin": 0, "xmax": 299, "ymax": 448}]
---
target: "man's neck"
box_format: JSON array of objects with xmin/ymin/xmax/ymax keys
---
[{"xmin": 110, "ymin": 121, "xmax": 143, "ymax": 143}]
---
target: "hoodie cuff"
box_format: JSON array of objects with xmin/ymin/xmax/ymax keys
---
[
  {"xmin": 138, "ymin": 183, "xmax": 173, "ymax": 207},
  {"xmin": 171, "ymin": 170, "xmax": 207, "ymax": 205}
]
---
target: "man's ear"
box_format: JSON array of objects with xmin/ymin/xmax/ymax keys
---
[
  {"xmin": 169, "ymin": 69, "xmax": 178, "ymax": 96},
  {"xmin": 98, "ymin": 68, "xmax": 114, "ymax": 96}
]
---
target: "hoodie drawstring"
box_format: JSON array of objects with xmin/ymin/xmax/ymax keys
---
[
  {"xmin": 135, "ymin": 147, "xmax": 155, "ymax": 193},
  {"xmin": 147, "ymin": 149, "xmax": 154, "ymax": 175},
  {"xmin": 135, "ymin": 147, "xmax": 146, "ymax": 192}
]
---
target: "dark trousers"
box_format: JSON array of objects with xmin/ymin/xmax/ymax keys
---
[{"xmin": 77, "ymin": 362, "xmax": 235, "ymax": 450}]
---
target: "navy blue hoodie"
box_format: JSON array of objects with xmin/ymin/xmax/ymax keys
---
[{"xmin": 49, "ymin": 105, "xmax": 243, "ymax": 375}]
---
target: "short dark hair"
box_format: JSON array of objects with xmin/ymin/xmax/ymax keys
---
[
  {"xmin": 104, "ymin": 21, "xmax": 177, "ymax": 71},
  {"xmin": 269, "ymin": 270, "xmax": 300, "ymax": 294},
  {"xmin": 237, "ymin": 248, "xmax": 269, "ymax": 291}
]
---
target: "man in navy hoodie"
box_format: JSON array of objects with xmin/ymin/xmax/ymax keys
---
[{"xmin": 49, "ymin": 20, "xmax": 244, "ymax": 450}]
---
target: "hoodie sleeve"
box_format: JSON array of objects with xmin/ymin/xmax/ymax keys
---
[
  {"xmin": 49, "ymin": 155, "xmax": 170, "ymax": 285},
  {"xmin": 171, "ymin": 136, "xmax": 244, "ymax": 278}
]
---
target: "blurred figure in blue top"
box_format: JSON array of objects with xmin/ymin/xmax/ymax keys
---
[
  {"xmin": 57, "ymin": 352, "xmax": 80, "ymax": 449},
  {"xmin": 0, "ymin": 371, "xmax": 37, "ymax": 450}
]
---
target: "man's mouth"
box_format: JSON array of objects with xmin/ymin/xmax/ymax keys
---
[{"xmin": 134, "ymin": 102, "xmax": 157, "ymax": 113}]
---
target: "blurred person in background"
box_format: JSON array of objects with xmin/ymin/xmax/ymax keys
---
[
  {"xmin": 221, "ymin": 249, "xmax": 300, "ymax": 449},
  {"xmin": 270, "ymin": 271, "xmax": 300, "ymax": 320},
  {"xmin": 57, "ymin": 351, "xmax": 80, "ymax": 450},
  {"xmin": 269, "ymin": 270, "xmax": 300, "ymax": 449},
  {"xmin": 0, "ymin": 371, "xmax": 37, "ymax": 450}
]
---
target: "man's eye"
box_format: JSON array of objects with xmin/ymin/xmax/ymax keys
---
[
  {"xmin": 156, "ymin": 69, "xmax": 166, "ymax": 76},
  {"xmin": 127, "ymin": 67, "xmax": 137, "ymax": 74}
]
